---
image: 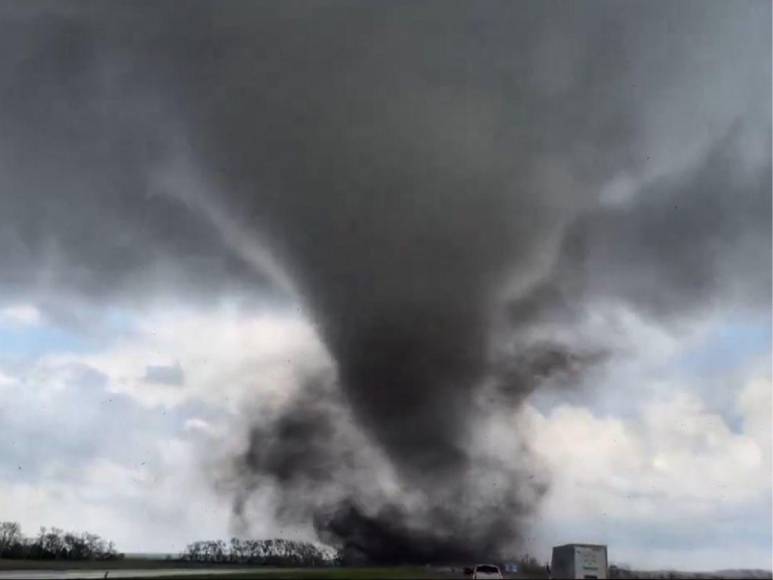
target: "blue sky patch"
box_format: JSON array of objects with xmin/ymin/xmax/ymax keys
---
[{"xmin": 0, "ymin": 321, "xmax": 94, "ymax": 357}]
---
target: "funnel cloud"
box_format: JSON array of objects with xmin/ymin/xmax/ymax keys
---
[{"xmin": 0, "ymin": 0, "xmax": 769, "ymax": 564}]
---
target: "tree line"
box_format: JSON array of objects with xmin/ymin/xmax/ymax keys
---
[
  {"xmin": 0, "ymin": 521, "xmax": 121, "ymax": 560},
  {"xmin": 182, "ymin": 538, "xmax": 336, "ymax": 566}
]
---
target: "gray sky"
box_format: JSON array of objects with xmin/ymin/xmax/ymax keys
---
[{"xmin": 0, "ymin": 0, "xmax": 770, "ymax": 570}]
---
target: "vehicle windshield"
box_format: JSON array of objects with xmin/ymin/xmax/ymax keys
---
[{"xmin": 475, "ymin": 565, "xmax": 499, "ymax": 573}]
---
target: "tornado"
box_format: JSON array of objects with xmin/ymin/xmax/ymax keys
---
[{"xmin": 0, "ymin": 0, "xmax": 768, "ymax": 563}]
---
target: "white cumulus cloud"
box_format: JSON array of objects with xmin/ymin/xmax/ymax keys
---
[{"xmin": 0, "ymin": 304, "xmax": 42, "ymax": 326}]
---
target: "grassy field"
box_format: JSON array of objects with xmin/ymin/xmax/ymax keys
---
[
  {"xmin": 121, "ymin": 569, "xmax": 546, "ymax": 579},
  {"xmin": 0, "ymin": 558, "xmax": 203, "ymax": 570},
  {"xmin": 155, "ymin": 568, "xmax": 444, "ymax": 579},
  {"xmin": 158, "ymin": 568, "xmax": 548, "ymax": 579}
]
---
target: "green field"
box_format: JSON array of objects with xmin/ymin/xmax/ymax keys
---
[
  {"xmin": 156, "ymin": 568, "xmax": 443, "ymax": 579},
  {"xmin": 0, "ymin": 558, "xmax": 204, "ymax": 570}
]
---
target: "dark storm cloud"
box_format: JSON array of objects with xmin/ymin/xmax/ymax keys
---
[
  {"xmin": 0, "ymin": 3, "xmax": 280, "ymax": 310},
  {"xmin": 506, "ymin": 124, "xmax": 771, "ymax": 342},
  {"xmin": 576, "ymin": 128, "xmax": 771, "ymax": 318},
  {"xmin": 0, "ymin": 0, "xmax": 769, "ymax": 562}
]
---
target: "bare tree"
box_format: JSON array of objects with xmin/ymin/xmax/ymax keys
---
[{"xmin": 0, "ymin": 522, "xmax": 22, "ymax": 557}]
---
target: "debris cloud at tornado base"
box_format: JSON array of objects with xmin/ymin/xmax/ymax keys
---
[{"xmin": 0, "ymin": 0, "xmax": 769, "ymax": 563}]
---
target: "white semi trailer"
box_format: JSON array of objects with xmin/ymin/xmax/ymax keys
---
[{"xmin": 550, "ymin": 544, "xmax": 608, "ymax": 579}]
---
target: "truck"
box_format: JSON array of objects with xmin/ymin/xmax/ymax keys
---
[{"xmin": 550, "ymin": 544, "xmax": 608, "ymax": 579}]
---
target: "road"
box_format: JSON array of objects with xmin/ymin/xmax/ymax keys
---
[
  {"xmin": 0, "ymin": 565, "xmax": 528, "ymax": 579},
  {"xmin": 0, "ymin": 569, "xmax": 257, "ymax": 579}
]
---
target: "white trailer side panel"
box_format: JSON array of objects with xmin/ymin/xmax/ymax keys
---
[
  {"xmin": 573, "ymin": 545, "xmax": 608, "ymax": 579},
  {"xmin": 550, "ymin": 544, "xmax": 608, "ymax": 579}
]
